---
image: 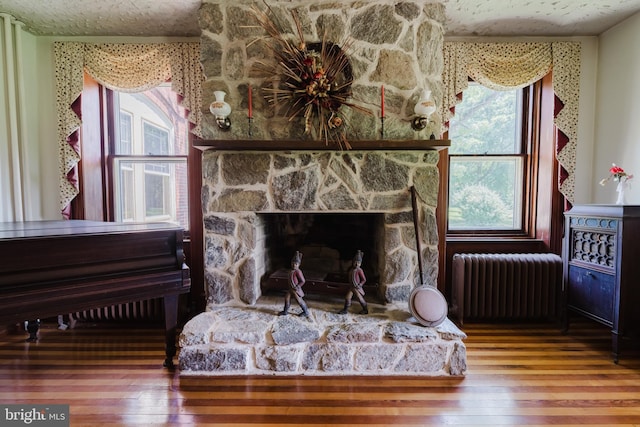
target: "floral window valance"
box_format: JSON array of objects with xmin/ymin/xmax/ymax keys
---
[
  {"xmin": 53, "ymin": 42, "xmax": 204, "ymax": 215},
  {"xmin": 442, "ymin": 41, "xmax": 581, "ymax": 204}
]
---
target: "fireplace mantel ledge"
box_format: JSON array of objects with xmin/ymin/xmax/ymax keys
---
[{"xmin": 192, "ymin": 139, "xmax": 450, "ymax": 151}]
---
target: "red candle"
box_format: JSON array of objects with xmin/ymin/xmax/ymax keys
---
[
  {"xmin": 248, "ymin": 84, "xmax": 253, "ymax": 118},
  {"xmin": 381, "ymin": 86, "xmax": 385, "ymax": 118}
]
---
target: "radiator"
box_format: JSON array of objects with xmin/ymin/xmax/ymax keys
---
[
  {"xmin": 72, "ymin": 298, "xmax": 165, "ymax": 323},
  {"xmin": 451, "ymin": 253, "xmax": 563, "ymax": 324}
]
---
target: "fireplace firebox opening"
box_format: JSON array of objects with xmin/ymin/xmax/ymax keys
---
[{"xmin": 260, "ymin": 213, "xmax": 384, "ymax": 302}]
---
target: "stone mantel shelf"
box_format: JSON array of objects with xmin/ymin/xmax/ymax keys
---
[{"xmin": 192, "ymin": 139, "xmax": 450, "ymax": 151}]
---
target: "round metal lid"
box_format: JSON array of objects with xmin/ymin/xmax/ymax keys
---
[{"xmin": 409, "ymin": 285, "xmax": 448, "ymax": 327}]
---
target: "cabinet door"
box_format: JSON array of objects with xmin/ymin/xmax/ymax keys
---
[{"xmin": 568, "ymin": 265, "xmax": 615, "ymax": 325}]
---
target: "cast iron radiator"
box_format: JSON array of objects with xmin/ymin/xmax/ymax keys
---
[
  {"xmin": 451, "ymin": 253, "xmax": 563, "ymax": 324},
  {"xmin": 72, "ymin": 298, "xmax": 164, "ymax": 323}
]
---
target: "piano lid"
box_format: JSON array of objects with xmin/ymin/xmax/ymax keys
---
[{"xmin": 0, "ymin": 220, "xmax": 183, "ymax": 240}]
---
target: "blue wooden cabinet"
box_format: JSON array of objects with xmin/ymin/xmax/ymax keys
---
[{"xmin": 563, "ymin": 205, "xmax": 640, "ymax": 363}]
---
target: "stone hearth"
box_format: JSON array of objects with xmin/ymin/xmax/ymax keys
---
[{"xmin": 179, "ymin": 296, "xmax": 467, "ymax": 376}]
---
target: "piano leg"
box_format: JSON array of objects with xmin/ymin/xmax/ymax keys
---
[
  {"xmin": 26, "ymin": 319, "xmax": 40, "ymax": 342},
  {"xmin": 163, "ymin": 294, "xmax": 179, "ymax": 369}
]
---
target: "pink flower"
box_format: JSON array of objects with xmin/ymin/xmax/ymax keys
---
[
  {"xmin": 600, "ymin": 163, "xmax": 633, "ymax": 186},
  {"xmin": 610, "ymin": 165, "xmax": 625, "ymax": 175}
]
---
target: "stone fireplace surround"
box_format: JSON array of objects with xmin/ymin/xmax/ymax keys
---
[
  {"xmin": 178, "ymin": 147, "xmax": 467, "ymax": 376},
  {"xmin": 178, "ymin": 1, "xmax": 467, "ymax": 376},
  {"xmin": 199, "ymin": 148, "xmax": 441, "ymax": 306}
]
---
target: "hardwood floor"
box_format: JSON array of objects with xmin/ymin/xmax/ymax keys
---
[{"xmin": 1, "ymin": 316, "xmax": 640, "ymax": 426}]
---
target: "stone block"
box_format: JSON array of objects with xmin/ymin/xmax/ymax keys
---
[
  {"xmin": 384, "ymin": 321, "xmax": 438, "ymax": 343},
  {"xmin": 352, "ymin": 5, "xmax": 402, "ymax": 44},
  {"xmin": 211, "ymin": 319, "xmax": 267, "ymax": 344},
  {"xmin": 271, "ymin": 316, "xmax": 321, "ymax": 345},
  {"xmin": 179, "ymin": 345, "xmax": 248, "ymax": 372},
  {"xmin": 205, "ymin": 270, "xmax": 234, "ymax": 304},
  {"xmin": 449, "ymin": 341, "xmax": 467, "ymax": 376},
  {"xmin": 255, "ymin": 345, "xmax": 301, "ymax": 372},
  {"xmin": 436, "ymin": 318, "xmax": 468, "ymax": 341},
  {"xmin": 238, "ymin": 258, "xmax": 258, "ymax": 305},
  {"xmin": 302, "ymin": 343, "xmax": 352, "ymax": 372},
  {"xmin": 354, "ymin": 344, "xmax": 402, "ymax": 372},
  {"xmin": 221, "ymin": 153, "xmax": 271, "ymax": 186},
  {"xmin": 203, "ymin": 215, "xmax": 236, "ymax": 235},
  {"xmin": 179, "ymin": 312, "xmax": 217, "ymax": 347},
  {"xmin": 394, "ymin": 343, "xmax": 448, "ymax": 373},
  {"xmin": 326, "ymin": 323, "xmax": 381, "ymax": 343},
  {"xmin": 272, "ymin": 169, "xmax": 319, "ymax": 211}
]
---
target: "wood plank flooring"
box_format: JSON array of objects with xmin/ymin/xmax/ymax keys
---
[{"xmin": 1, "ymin": 316, "xmax": 640, "ymax": 426}]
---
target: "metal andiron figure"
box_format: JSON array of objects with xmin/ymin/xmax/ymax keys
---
[
  {"xmin": 339, "ymin": 250, "xmax": 368, "ymax": 314},
  {"xmin": 279, "ymin": 251, "xmax": 310, "ymax": 317}
]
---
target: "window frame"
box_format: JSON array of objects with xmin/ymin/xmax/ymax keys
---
[
  {"xmin": 446, "ymin": 80, "xmax": 540, "ymax": 237},
  {"xmin": 106, "ymin": 86, "xmax": 190, "ymax": 230}
]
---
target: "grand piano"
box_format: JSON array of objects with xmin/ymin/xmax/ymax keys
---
[{"xmin": 0, "ymin": 220, "xmax": 191, "ymax": 368}]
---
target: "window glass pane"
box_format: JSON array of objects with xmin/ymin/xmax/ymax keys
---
[
  {"xmin": 449, "ymin": 84, "xmax": 520, "ymax": 155},
  {"xmin": 143, "ymin": 122, "xmax": 170, "ymax": 174},
  {"xmin": 114, "ymin": 159, "xmax": 189, "ymax": 228},
  {"xmin": 120, "ymin": 166, "xmax": 135, "ymax": 221},
  {"xmin": 143, "ymin": 122, "xmax": 169, "ymax": 156},
  {"xmin": 448, "ymin": 156, "xmax": 523, "ymax": 230},
  {"xmin": 118, "ymin": 112, "xmax": 132, "ymax": 155},
  {"xmin": 144, "ymin": 172, "xmax": 168, "ymax": 218}
]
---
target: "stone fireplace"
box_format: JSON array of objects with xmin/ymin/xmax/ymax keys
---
[
  {"xmin": 200, "ymin": 149, "xmax": 440, "ymax": 306},
  {"xmin": 178, "ymin": 1, "xmax": 467, "ymax": 376},
  {"xmin": 195, "ymin": 0, "xmax": 447, "ymax": 304}
]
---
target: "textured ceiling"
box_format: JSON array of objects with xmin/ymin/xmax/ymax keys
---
[
  {"xmin": 0, "ymin": 0, "xmax": 639, "ymax": 37},
  {"xmin": 0, "ymin": 0, "xmax": 202, "ymax": 37},
  {"xmin": 442, "ymin": 0, "xmax": 640, "ymax": 36}
]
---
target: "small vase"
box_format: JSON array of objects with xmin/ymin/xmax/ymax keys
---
[{"xmin": 615, "ymin": 179, "xmax": 628, "ymax": 205}]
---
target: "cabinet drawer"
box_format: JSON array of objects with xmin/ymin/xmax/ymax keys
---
[{"xmin": 568, "ymin": 265, "xmax": 615, "ymax": 324}]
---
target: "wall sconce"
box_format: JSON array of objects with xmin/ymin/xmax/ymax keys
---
[
  {"xmin": 411, "ymin": 89, "xmax": 436, "ymax": 131},
  {"xmin": 210, "ymin": 90, "xmax": 231, "ymax": 130}
]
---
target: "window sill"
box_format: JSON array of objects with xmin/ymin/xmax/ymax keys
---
[{"xmin": 447, "ymin": 236, "xmax": 544, "ymax": 243}]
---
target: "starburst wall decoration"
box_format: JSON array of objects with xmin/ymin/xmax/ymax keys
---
[{"xmin": 251, "ymin": 5, "xmax": 372, "ymax": 149}]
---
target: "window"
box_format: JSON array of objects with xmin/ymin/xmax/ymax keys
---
[
  {"xmin": 111, "ymin": 87, "xmax": 189, "ymax": 228},
  {"xmin": 447, "ymin": 82, "xmax": 534, "ymax": 234},
  {"xmin": 78, "ymin": 73, "xmax": 204, "ymax": 313}
]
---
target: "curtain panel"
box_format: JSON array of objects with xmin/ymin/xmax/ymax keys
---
[
  {"xmin": 53, "ymin": 42, "xmax": 204, "ymax": 215},
  {"xmin": 1, "ymin": 14, "xmax": 30, "ymax": 221},
  {"xmin": 442, "ymin": 41, "xmax": 581, "ymax": 204}
]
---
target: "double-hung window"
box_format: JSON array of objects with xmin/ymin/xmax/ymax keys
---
[
  {"xmin": 111, "ymin": 86, "xmax": 189, "ymax": 228},
  {"xmin": 447, "ymin": 82, "xmax": 534, "ymax": 234}
]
